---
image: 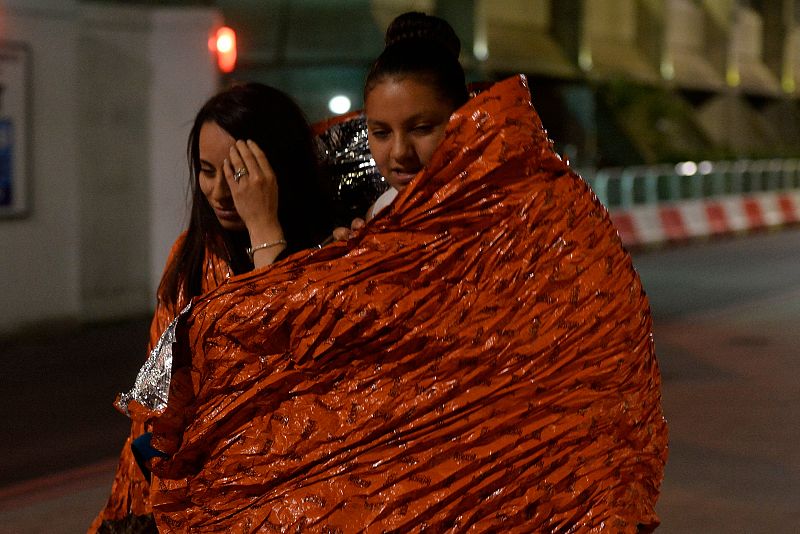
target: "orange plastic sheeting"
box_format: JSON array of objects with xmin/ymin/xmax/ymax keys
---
[
  {"xmin": 89, "ymin": 234, "xmax": 232, "ymax": 532},
  {"xmin": 142, "ymin": 76, "xmax": 667, "ymax": 532}
]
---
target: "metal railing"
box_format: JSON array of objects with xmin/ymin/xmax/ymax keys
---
[{"xmin": 581, "ymin": 159, "xmax": 800, "ymax": 209}]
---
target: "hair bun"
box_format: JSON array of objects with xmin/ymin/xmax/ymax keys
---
[{"xmin": 384, "ymin": 11, "xmax": 461, "ymax": 59}]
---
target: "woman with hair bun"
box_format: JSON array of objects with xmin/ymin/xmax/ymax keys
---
[
  {"xmin": 333, "ymin": 11, "xmax": 468, "ymax": 235},
  {"xmin": 364, "ymin": 12, "xmax": 469, "ymax": 216},
  {"xmin": 128, "ymin": 12, "xmax": 667, "ymax": 533},
  {"xmin": 331, "ymin": 14, "xmax": 669, "ymax": 530}
]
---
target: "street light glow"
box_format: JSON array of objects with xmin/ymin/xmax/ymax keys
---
[{"xmin": 328, "ymin": 95, "xmax": 351, "ymax": 115}]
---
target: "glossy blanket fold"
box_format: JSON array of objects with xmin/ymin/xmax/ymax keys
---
[
  {"xmin": 142, "ymin": 75, "xmax": 667, "ymax": 533},
  {"xmin": 90, "ymin": 235, "xmax": 232, "ymax": 532}
]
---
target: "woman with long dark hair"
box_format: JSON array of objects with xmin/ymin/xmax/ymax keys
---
[
  {"xmin": 89, "ymin": 82, "xmax": 333, "ymax": 533},
  {"xmin": 164, "ymin": 82, "xmax": 333, "ymax": 300}
]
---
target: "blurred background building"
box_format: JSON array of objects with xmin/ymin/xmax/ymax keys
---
[{"xmin": 2, "ymin": 0, "xmax": 799, "ymax": 335}]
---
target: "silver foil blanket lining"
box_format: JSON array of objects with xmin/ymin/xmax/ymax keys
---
[
  {"xmin": 115, "ymin": 303, "xmax": 192, "ymax": 417},
  {"xmin": 314, "ymin": 113, "xmax": 388, "ymax": 224}
]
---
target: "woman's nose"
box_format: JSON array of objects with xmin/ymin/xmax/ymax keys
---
[
  {"xmin": 391, "ymin": 135, "xmax": 416, "ymax": 163},
  {"xmin": 211, "ymin": 171, "xmax": 231, "ymax": 200}
]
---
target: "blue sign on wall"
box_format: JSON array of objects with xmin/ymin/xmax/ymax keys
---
[
  {"xmin": 0, "ymin": 118, "xmax": 12, "ymax": 207},
  {"xmin": 0, "ymin": 41, "xmax": 29, "ymax": 217}
]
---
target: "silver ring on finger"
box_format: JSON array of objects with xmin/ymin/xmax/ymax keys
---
[{"xmin": 233, "ymin": 167, "xmax": 248, "ymax": 182}]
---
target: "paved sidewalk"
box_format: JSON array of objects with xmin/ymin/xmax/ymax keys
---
[
  {"xmin": 0, "ymin": 315, "xmax": 151, "ymax": 533},
  {"xmin": 0, "ymin": 459, "xmax": 116, "ymax": 534},
  {"xmin": 1, "ymin": 316, "xmax": 151, "ymax": 487},
  {"xmin": 652, "ymin": 290, "xmax": 800, "ymax": 532}
]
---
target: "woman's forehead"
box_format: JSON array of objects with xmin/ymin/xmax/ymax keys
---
[{"xmin": 365, "ymin": 77, "xmax": 452, "ymax": 118}]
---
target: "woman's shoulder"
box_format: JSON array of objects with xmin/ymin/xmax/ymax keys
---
[
  {"xmin": 170, "ymin": 231, "xmax": 189, "ymax": 252},
  {"xmin": 367, "ymin": 187, "xmax": 398, "ymax": 220}
]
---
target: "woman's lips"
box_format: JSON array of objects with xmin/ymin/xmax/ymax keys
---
[
  {"xmin": 214, "ymin": 207, "xmax": 240, "ymax": 221},
  {"xmin": 392, "ymin": 171, "xmax": 418, "ymax": 185}
]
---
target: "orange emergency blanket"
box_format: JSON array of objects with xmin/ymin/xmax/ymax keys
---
[
  {"xmin": 139, "ymin": 75, "xmax": 667, "ymax": 532},
  {"xmin": 90, "ymin": 235, "xmax": 233, "ymax": 532}
]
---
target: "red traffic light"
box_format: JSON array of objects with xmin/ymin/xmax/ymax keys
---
[{"xmin": 209, "ymin": 26, "xmax": 237, "ymax": 73}]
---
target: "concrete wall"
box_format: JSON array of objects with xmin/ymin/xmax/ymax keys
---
[
  {"xmin": 0, "ymin": 0, "xmax": 220, "ymax": 334},
  {"xmin": 663, "ymin": 0, "xmax": 725, "ymax": 89},
  {"xmin": 78, "ymin": 4, "xmax": 221, "ymax": 320},
  {"xmin": 0, "ymin": 1, "xmax": 83, "ymax": 331},
  {"xmin": 474, "ymin": 0, "xmax": 577, "ymax": 78}
]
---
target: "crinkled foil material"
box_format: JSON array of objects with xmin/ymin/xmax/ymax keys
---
[
  {"xmin": 314, "ymin": 112, "xmax": 388, "ymax": 224},
  {"xmin": 90, "ymin": 240, "xmax": 233, "ymax": 533},
  {"xmin": 142, "ymin": 76, "xmax": 667, "ymax": 533},
  {"xmin": 115, "ymin": 303, "xmax": 192, "ymax": 416}
]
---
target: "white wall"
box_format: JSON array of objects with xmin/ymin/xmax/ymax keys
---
[
  {"xmin": 78, "ymin": 4, "xmax": 221, "ymax": 320},
  {"xmin": 78, "ymin": 5, "xmax": 154, "ymax": 321},
  {"xmin": 0, "ymin": 1, "xmax": 83, "ymax": 330},
  {"xmin": 0, "ymin": 0, "xmax": 220, "ymax": 334}
]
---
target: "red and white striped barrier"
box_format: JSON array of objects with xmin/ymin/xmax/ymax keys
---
[{"xmin": 609, "ymin": 190, "xmax": 800, "ymax": 247}]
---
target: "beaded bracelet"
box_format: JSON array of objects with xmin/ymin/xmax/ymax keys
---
[{"xmin": 247, "ymin": 239, "xmax": 287, "ymax": 260}]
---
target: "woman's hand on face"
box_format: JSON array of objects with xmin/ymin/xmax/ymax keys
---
[
  {"xmin": 224, "ymin": 140, "xmax": 283, "ymax": 245},
  {"xmin": 224, "ymin": 140, "xmax": 286, "ymax": 266}
]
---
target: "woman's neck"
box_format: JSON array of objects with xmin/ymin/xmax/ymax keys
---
[{"xmin": 223, "ymin": 229, "xmax": 254, "ymax": 275}]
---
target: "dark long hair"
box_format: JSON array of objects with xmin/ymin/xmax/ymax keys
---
[
  {"xmin": 365, "ymin": 12, "xmax": 469, "ymax": 109},
  {"xmin": 159, "ymin": 83, "xmax": 334, "ymax": 306}
]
